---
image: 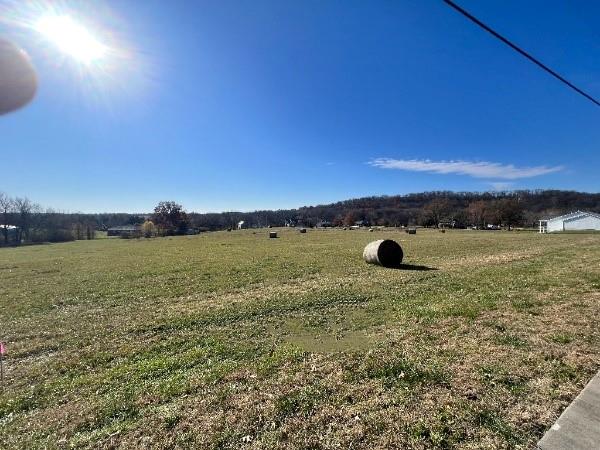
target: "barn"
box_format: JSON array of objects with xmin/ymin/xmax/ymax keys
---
[{"xmin": 539, "ymin": 211, "xmax": 600, "ymax": 233}]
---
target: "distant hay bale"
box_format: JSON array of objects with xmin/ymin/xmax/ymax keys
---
[
  {"xmin": 440, "ymin": 229, "xmax": 446, "ymax": 233},
  {"xmin": 369, "ymin": 228, "xmax": 374, "ymax": 232},
  {"xmin": 363, "ymin": 239, "xmax": 403, "ymax": 268},
  {"xmin": 299, "ymin": 228, "xmax": 307, "ymax": 233},
  {"xmin": 269, "ymin": 231, "xmax": 278, "ymax": 238},
  {"xmin": 406, "ymin": 228, "xmax": 416, "ymax": 235}
]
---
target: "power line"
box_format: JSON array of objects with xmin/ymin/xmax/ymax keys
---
[{"xmin": 443, "ymin": 0, "xmax": 600, "ymax": 108}]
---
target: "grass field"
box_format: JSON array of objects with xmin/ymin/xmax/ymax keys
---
[{"xmin": 1, "ymin": 228, "xmax": 599, "ymax": 449}]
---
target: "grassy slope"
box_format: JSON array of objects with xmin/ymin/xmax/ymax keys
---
[{"xmin": 0, "ymin": 229, "xmax": 599, "ymax": 449}]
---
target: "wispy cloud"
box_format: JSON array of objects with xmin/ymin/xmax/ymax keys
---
[
  {"xmin": 489, "ymin": 182, "xmax": 514, "ymax": 191},
  {"xmin": 369, "ymin": 158, "xmax": 563, "ymax": 180}
]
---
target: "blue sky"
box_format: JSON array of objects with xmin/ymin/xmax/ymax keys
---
[{"xmin": 1, "ymin": 0, "xmax": 599, "ymax": 213}]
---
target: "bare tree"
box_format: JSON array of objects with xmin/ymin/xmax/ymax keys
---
[
  {"xmin": 86, "ymin": 224, "xmax": 95, "ymax": 240},
  {"xmin": 0, "ymin": 193, "xmax": 16, "ymax": 244},
  {"xmin": 467, "ymin": 200, "xmax": 487, "ymax": 229},
  {"xmin": 423, "ymin": 198, "xmax": 452, "ymax": 227},
  {"xmin": 343, "ymin": 211, "xmax": 357, "ymax": 227},
  {"xmin": 13, "ymin": 197, "xmax": 36, "ymax": 243},
  {"xmin": 498, "ymin": 197, "xmax": 524, "ymax": 231}
]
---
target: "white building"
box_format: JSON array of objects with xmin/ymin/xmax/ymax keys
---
[
  {"xmin": 0, "ymin": 225, "xmax": 19, "ymax": 243},
  {"xmin": 539, "ymin": 211, "xmax": 600, "ymax": 233}
]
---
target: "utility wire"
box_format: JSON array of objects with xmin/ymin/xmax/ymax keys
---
[{"xmin": 443, "ymin": 0, "xmax": 600, "ymax": 108}]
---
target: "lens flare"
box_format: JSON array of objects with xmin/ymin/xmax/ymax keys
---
[
  {"xmin": 35, "ymin": 15, "xmax": 106, "ymax": 64},
  {"xmin": 0, "ymin": 0, "xmax": 154, "ymax": 109}
]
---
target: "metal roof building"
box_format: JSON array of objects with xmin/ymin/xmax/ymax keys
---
[
  {"xmin": 539, "ymin": 211, "xmax": 600, "ymax": 233},
  {"xmin": 106, "ymin": 225, "xmax": 141, "ymax": 237}
]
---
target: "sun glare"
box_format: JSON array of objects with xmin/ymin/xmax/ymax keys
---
[{"xmin": 35, "ymin": 15, "xmax": 107, "ymax": 64}]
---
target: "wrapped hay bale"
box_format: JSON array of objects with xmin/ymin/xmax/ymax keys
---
[
  {"xmin": 269, "ymin": 231, "xmax": 278, "ymax": 238},
  {"xmin": 299, "ymin": 228, "xmax": 307, "ymax": 233},
  {"xmin": 363, "ymin": 239, "xmax": 403, "ymax": 268}
]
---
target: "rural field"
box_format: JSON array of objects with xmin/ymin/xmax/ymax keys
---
[{"xmin": 1, "ymin": 228, "xmax": 599, "ymax": 449}]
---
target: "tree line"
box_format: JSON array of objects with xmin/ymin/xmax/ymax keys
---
[
  {"xmin": 1, "ymin": 190, "xmax": 599, "ymax": 245},
  {"xmin": 0, "ymin": 195, "xmax": 194, "ymax": 245},
  {"xmin": 0, "ymin": 193, "xmax": 97, "ymax": 245},
  {"xmin": 188, "ymin": 190, "xmax": 600, "ymax": 230}
]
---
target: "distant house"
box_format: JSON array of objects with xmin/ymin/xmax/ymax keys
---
[
  {"xmin": 438, "ymin": 220, "xmax": 456, "ymax": 229},
  {"xmin": 316, "ymin": 221, "xmax": 333, "ymax": 228},
  {"xmin": 107, "ymin": 225, "xmax": 141, "ymax": 237},
  {"xmin": 0, "ymin": 225, "xmax": 19, "ymax": 243},
  {"xmin": 354, "ymin": 220, "xmax": 369, "ymax": 227},
  {"xmin": 539, "ymin": 211, "xmax": 600, "ymax": 233}
]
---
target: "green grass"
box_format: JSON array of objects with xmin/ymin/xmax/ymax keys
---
[{"xmin": 1, "ymin": 228, "xmax": 599, "ymax": 448}]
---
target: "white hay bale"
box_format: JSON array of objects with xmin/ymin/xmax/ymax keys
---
[{"xmin": 363, "ymin": 239, "xmax": 403, "ymax": 268}]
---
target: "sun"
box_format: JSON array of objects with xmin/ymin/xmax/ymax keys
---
[{"xmin": 35, "ymin": 15, "xmax": 107, "ymax": 64}]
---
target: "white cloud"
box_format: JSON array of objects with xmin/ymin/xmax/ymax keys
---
[
  {"xmin": 369, "ymin": 158, "xmax": 563, "ymax": 180},
  {"xmin": 489, "ymin": 182, "xmax": 514, "ymax": 191}
]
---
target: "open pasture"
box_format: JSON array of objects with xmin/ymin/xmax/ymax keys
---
[{"xmin": 1, "ymin": 229, "xmax": 599, "ymax": 448}]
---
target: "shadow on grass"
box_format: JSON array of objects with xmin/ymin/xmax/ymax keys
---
[{"xmin": 394, "ymin": 263, "xmax": 438, "ymax": 271}]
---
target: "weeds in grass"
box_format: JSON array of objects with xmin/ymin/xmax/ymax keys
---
[
  {"xmin": 549, "ymin": 358, "xmax": 578, "ymax": 383},
  {"xmin": 275, "ymin": 383, "xmax": 331, "ymax": 421},
  {"xmin": 352, "ymin": 351, "xmax": 449, "ymax": 388},
  {"xmin": 256, "ymin": 344, "xmax": 306, "ymax": 377},
  {"xmin": 479, "ymin": 366, "xmax": 528, "ymax": 394},
  {"xmin": 549, "ymin": 333, "xmax": 574, "ymax": 344},
  {"xmin": 407, "ymin": 408, "xmax": 468, "ymax": 449},
  {"xmin": 494, "ymin": 333, "xmax": 529, "ymax": 349},
  {"xmin": 475, "ymin": 409, "xmax": 523, "ymax": 445}
]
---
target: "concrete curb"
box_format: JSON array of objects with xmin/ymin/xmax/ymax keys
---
[{"xmin": 538, "ymin": 371, "xmax": 600, "ymax": 449}]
